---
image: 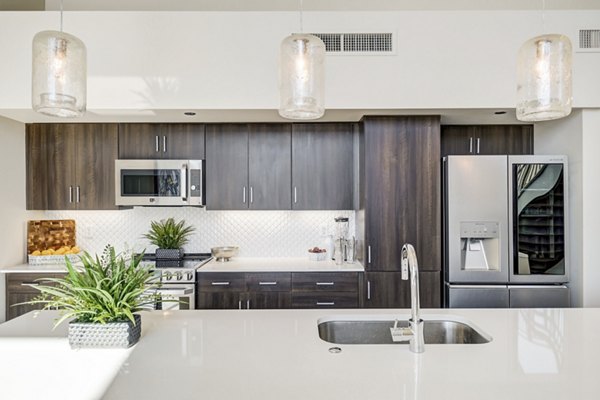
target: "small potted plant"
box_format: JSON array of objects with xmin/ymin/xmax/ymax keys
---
[
  {"xmin": 143, "ymin": 217, "xmax": 195, "ymax": 260},
  {"xmin": 25, "ymin": 245, "xmax": 158, "ymax": 349}
]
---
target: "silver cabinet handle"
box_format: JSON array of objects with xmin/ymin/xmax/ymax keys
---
[
  {"xmin": 469, "ymin": 137, "xmax": 473, "ymax": 153},
  {"xmin": 75, "ymin": 186, "xmax": 80, "ymax": 203},
  {"xmin": 238, "ymin": 300, "xmax": 242, "ymax": 310},
  {"xmin": 316, "ymin": 302, "xmax": 335, "ymax": 306},
  {"xmin": 367, "ymin": 280, "xmax": 371, "ymax": 300},
  {"xmin": 155, "ymin": 135, "xmax": 160, "ymax": 152},
  {"xmin": 243, "ymin": 186, "xmax": 246, "ymax": 204},
  {"xmin": 367, "ymin": 245, "xmax": 372, "ymax": 264},
  {"xmin": 21, "ymin": 282, "xmax": 39, "ymax": 287},
  {"xmin": 259, "ymin": 282, "xmax": 277, "ymax": 285},
  {"xmin": 163, "ymin": 135, "xmax": 167, "ymax": 153},
  {"xmin": 246, "ymin": 299, "xmax": 250, "ymax": 309},
  {"xmin": 211, "ymin": 282, "xmax": 230, "ymax": 286},
  {"xmin": 294, "ymin": 186, "xmax": 297, "ymax": 203},
  {"xmin": 249, "ymin": 186, "xmax": 253, "ymax": 204},
  {"xmin": 316, "ymin": 282, "xmax": 335, "ymax": 286},
  {"xmin": 476, "ymin": 137, "xmax": 480, "ymax": 154},
  {"xmin": 69, "ymin": 186, "xmax": 73, "ymax": 203}
]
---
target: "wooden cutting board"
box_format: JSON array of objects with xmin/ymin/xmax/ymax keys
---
[{"xmin": 27, "ymin": 220, "xmax": 76, "ymax": 254}]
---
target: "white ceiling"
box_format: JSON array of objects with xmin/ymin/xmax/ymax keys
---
[{"xmin": 35, "ymin": 0, "xmax": 600, "ymax": 12}]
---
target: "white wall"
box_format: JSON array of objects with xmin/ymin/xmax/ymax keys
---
[
  {"xmin": 581, "ymin": 109, "xmax": 600, "ymax": 306},
  {"xmin": 0, "ymin": 116, "xmax": 43, "ymax": 322},
  {"xmin": 0, "ymin": 10, "xmax": 599, "ymax": 121},
  {"xmin": 534, "ymin": 111, "xmax": 584, "ymax": 307}
]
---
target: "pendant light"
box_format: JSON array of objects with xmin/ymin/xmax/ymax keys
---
[
  {"xmin": 516, "ymin": 1, "xmax": 572, "ymax": 122},
  {"xmin": 278, "ymin": 0, "xmax": 325, "ymax": 120},
  {"xmin": 32, "ymin": 0, "xmax": 86, "ymax": 118}
]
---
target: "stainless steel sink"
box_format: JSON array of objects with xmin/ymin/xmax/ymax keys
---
[{"xmin": 318, "ymin": 318, "xmax": 491, "ymax": 345}]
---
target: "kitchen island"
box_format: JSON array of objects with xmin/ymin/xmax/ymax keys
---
[{"xmin": 0, "ymin": 307, "xmax": 598, "ymax": 400}]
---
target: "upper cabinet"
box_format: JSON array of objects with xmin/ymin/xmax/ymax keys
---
[
  {"xmin": 26, "ymin": 124, "xmax": 119, "ymax": 210},
  {"xmin": 441, "ymin": 125, "xmax": 533, "ymax": 156},
  {"xmin": 206, "ymin": 124, "xmax": 291, "ymax": 210},
  {"xmin": 118, "ymin": 123, "xmax": 205, "ymax": 159},
  {"xmin": 291, "ymin": 123, "xmax": 354, "ymax": 210}
]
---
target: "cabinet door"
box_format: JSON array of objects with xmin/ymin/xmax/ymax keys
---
[
  {"xmin": 26, "ymin": 124, "xmax": 49, "ymax": 210},
  {"xmin": 45, "ymin": 124, "xmax": 77, "ymax": 210},
  {"xmin": 248, "ymin": 124, "xmax": 292, "ymax": 210},
  {"xmin": 477, "ymin": 125, "xmax": 533, "ymax": 155},
  {"xmin": 364, "ymin": 116, "xmax": 441, "ymax": 271},
  {"xmin": 196, "ymin": 292, "xmax": 243, "ymax": 309},
  {"xmin": 361, "ymin": 271, "xmax": 440, "ymax": 308},
  {"xmin": 292, "ymin": 123, "xmax": 354, "ymax": 210},
  {"xmin": 118, "ymin": 124, "xmax": 163, "ymax": 159},
  {"xmin": 247, "ymin": 292, "xmax": 292, "ymax": 309},
  {"xmin": 440, "ymin": 126, "xmax": 476, "ymax": 156},
  {"xmin": 205, "ymin": 124, "xmax": 249, "ymax": 210},
  {"xmin": 74, "ymin": 124, "xmax": 119, "ymax": 210},
  {"xmin": 163, "ymin": 124, "xmax": 205, "ymax": 159},
  {"xmin": 6, "ymin": 273, "xmax": 66, "ymax": 320}
]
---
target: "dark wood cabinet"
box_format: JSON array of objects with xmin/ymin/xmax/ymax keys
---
[
  {"xmin": 361, "ymin": 116, "xmax": 441, "ymax": 272},
  {"xmin": 441, "ymin": 125, "xmax": 533, "ymax": 156},
  {"xmin": 360, "ymin": 271, "xmax": 441, "ymax": 308},
  {"xmin": 206, "ymin": 124, "xmax": 292, "ymax": 210},
  {"xmin": 26, "ymin": 124, "xmax": 118, "ymax": 210},
  {"xmin": 291, "ymin": 123, "xmax": 354, "ymax": 210},
  {"xmin": 291, "ymin": 272, "xmax": 359, "ymax": 309},
  {"xmin": 118, "ymin": 123, "xmax": 205, "ymax": 159},
  {"xmin": 5, "ymin": 273, "xmax": 66, "ymax": 321}
]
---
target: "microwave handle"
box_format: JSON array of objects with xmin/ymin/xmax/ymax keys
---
[{"xmin": 181, "ymin": 164, "xmax": 188, "ymax": 202}]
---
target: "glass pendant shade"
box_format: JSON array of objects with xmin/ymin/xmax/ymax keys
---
[
  {"xmin": 32, "ymin": 30, "xmax": 87, "ymax": 118},
  {"xmin": 516, "ymin": 34, "xmax": 572, "ymax": 122},
  {"xmin": 279, "ymin": 34, "xmax": 325, "ymax": 120}
]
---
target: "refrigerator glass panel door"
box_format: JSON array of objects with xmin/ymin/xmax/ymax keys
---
[{"xmin": 509, "ymin": 156, "xmax": 569, "ymax": 283}]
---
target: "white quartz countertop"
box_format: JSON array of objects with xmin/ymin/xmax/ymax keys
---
[
  {"xmin": 198, "ymin": 257, "xmax": 364, "ymax": 272},
  {"xmin": 0, "ymin": 307, "xmax": 599, "ymax": 400},
  {"xmin": 0, "ymin": 262, "xmax": 71, "ymax": 273}
]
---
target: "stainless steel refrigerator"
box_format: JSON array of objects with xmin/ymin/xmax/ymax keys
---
[{"xmin": 443, "ymin": 155, "xmax": 570, "ymax": 308}]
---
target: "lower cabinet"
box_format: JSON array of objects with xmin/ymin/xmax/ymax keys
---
[
  {"xmin": 5, "ymin": 273, "xmax": 65, "ymax": 321},
  {"xmin": 360, "ymin": 271, "xmax": 441, "ymax": 308},
  {"xmin": 196, "ymin": 271, "xmax": 360, "ymax": 309}
]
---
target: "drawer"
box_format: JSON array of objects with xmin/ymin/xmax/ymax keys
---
[
  {"xmin": 292, "ymin": 292, "xmax": 358, "ymax": 308},
  {"xmin": 246, "ymin": 273, "xmax": 291, "ymax": 292},
  {"xmin": 292, "ymin": 272, "xmax": 358, "ymax": 292},
  {"xmin": 6, "ymin": 273, "xmax": 66, "ymax": 292},
  {"xmin": 196, "ymin": 272, "xmax": 246, "ymax": 292}
]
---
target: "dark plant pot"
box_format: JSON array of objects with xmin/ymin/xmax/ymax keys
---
[
  {"xmin": 68, "ymin": 314, "xmax": 142, "ymax": 349},
  {"xmin": 155, "ymin": 248, "xmax": 184, "ymax": 260}
]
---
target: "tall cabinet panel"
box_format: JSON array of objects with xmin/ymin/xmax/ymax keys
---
[
  {"xmin": 46, "ymin": 124, "xmax": 77, "ymax": 210},
  {"xmin": 248, "ymin": 124, "xmax": 292, "ymax": 210},
  {"xmin": 205, "ymin": 124, "xmax": 249, "ymax": 210},
  {"xmin": 357, "ymin": 116, "xmax": 441, "ymax": 308},
  {"xmin": 291, "ymin": 123, "xmax": 354, "ymax": 210},
  {"xmin": 26, "ymin": 124, "xmax": 49, "ymax": 210}
]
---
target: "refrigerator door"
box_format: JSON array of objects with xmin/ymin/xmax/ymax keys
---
[
  {"xmin": 509, "ymin": 285, "xmax": 570, "ymax": 308},
  {"xmin": 446, "ymin": 284, "xmax": 509, "ymax": 308},
  {"xmin": 445, "ymin": 156, "xmax": 509, "ymax": 283},
  {"xmin": 508, "ymin": 155, "xmax": 569, "ymax": 284}
]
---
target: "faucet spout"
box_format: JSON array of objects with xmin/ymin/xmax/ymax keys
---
[{"xmin": 401, "ymin": 243, "xmax": 424, "ymax": 353}]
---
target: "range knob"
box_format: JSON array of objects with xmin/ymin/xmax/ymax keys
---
[
  {"xmin": 186, "ymin": 272, "xmax": 194, "ymax": 281},
  {"xmin": 176, "ymin": 272, "xmax": 183, "ymax": 281},
  {"xmin": 163, "ymin": 272, "xmax": 172, "ymax": 281}
]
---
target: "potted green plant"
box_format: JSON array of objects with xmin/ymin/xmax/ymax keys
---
[
  {"xmin": 26, "ymin": 245, "xmax": 158, "ymax": 349},
  {"xmin": 143, "ymin": 217, "xmax": 195, "ymax": 260}
]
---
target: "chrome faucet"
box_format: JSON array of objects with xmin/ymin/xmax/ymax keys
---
[{"xmin": 390, "ymin": 243, "xmax": 425, "ymax": 353}]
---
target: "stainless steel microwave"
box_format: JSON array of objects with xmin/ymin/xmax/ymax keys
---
[{"xmin": 115, "ymin": 160, "xmax": 204, "ymax": 206}]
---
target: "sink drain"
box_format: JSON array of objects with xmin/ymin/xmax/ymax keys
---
[{"xmin": 328, "ymin": 347, "xmax": 342, "ymax": 354}]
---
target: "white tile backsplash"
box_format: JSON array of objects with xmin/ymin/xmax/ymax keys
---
[{"xmin": 44, "ymin": 208, "xmax": 355, "ymax": 257}]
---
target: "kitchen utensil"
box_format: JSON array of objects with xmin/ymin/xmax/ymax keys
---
[{"xmin": 211, "ymin": 246, "xmax": 239, "ymax": 262}]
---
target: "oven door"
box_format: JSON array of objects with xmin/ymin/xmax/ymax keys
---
[
  {"xmin": 115, "ymin": 159, "xmax": 189, "ymax": 206},
  {"xmin": 154, "ymin": 284, "xmax": 195, "ymax": 310}
]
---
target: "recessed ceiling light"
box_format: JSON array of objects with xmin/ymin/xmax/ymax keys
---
[
  {"xmin": 494, "ymin": 111, "xmax": 507, "ymax": 115},
  {"xmin": 184, "ymin": 111, "xmax": 196, "ymax": 116}
]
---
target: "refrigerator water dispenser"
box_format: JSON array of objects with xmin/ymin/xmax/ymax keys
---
[{"xmin": 460, "ymin": 222, "xmax": 500, "ymax": 271}]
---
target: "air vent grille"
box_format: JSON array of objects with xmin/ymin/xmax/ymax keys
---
[
  {"xmin": 310, "ymin": 33, "xmax": 394, "ymax": 55},
  {"xmin": 579, "ymin": 29, "xmax": 600, "ymax": 49}
]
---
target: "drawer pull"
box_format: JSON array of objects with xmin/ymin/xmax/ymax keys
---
[
  {"xmin": 20, "ymin": 282, "xmax": 39, "ymax": 287},
  {"xmin": 316, "ymin": 282, "xmax": 335, "ymax": 286},
  {"xmin": 259, "ymin": 282, "xmax": 278, "ymax": 285},
  {"xmin": 211, "ymin": 282, "xmax": 230, "ymax": 286},
  {"xmin": 316, "ymin": 302, "xmax": 335, "ymax": 306}
]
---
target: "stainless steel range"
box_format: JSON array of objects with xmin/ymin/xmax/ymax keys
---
[{"xmin": 140, "ymin": 253, "xmax": 211, "ymax": 310}]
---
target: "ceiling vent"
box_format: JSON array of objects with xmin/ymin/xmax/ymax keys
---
[
  {"xmin": 309, "ymin": 33, "xmax": 395, "ymax": 55},
  {"xmin": 578, "ymin": 29, "xmax": 600, "ymax": 52}
]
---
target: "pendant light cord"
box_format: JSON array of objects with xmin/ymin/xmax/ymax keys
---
[
  {"xmin": 60, "ymin": 0, "xmax": 64, "ymax": 32},
  {"xmin": 299, "ymin": 0, "xmax": 304, "ymax": 33}
]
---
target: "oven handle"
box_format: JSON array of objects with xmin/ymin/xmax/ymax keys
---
[
  {"xmin": 181, "ymin": 163, "xmax": 188, "ymax": 202},
  {"xmin": 155, "ymin": 287, "xmax": 194, "ymax": 296}
]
